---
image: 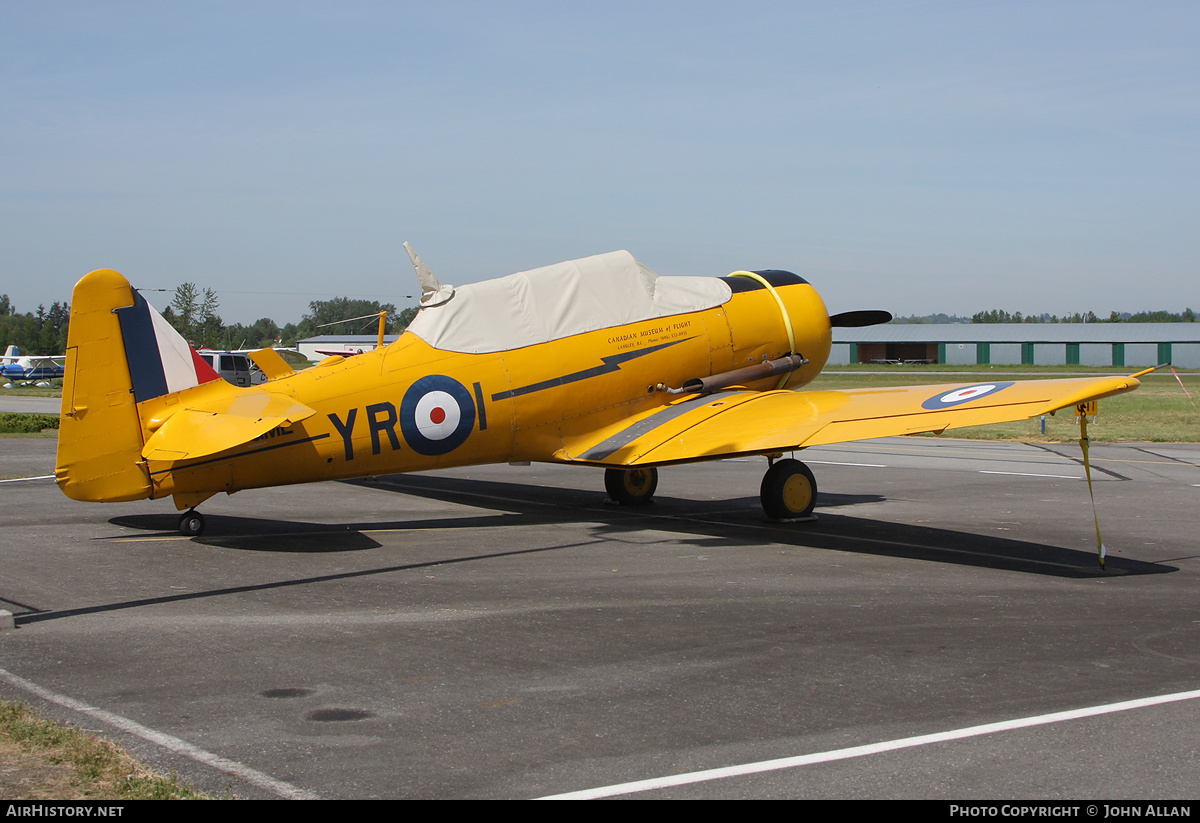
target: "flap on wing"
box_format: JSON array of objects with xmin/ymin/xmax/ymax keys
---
[
  {"xmin": 561, "ymin": 375, "xmax": 1140, "ymax": 467},
  {"xmin": 142, "ymin": 392, "xmax": 317, "ymax": 461}
]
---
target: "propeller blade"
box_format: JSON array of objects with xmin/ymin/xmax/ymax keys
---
[{"xmin": 829, "ymin": 310, "xmax": 892, "ymax": 328}]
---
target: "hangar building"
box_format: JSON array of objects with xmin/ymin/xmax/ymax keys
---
[
  {"xmin": 830, "ymin": 324, "xmax": 1200, "ymax": 368},
  {"xmin": 296, "ymin": 334, "xmax": 399, "ymax": 362},
  {"xmin": 300, "ymin": 326, "xmax": 1200, "ymax": 369}
]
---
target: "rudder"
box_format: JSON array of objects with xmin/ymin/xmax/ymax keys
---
[
  {"xmin": 56, "ymin": 270, "xmax": 153, "ymax": 502},
  {"xmin": 55, "ymin": 270, "xmax": 221, "ymax": 502}
]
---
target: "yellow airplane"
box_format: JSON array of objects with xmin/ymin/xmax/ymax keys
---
[{"xmin": 55, "ymin": 248, "xmax": 1141, "ymax": 537}]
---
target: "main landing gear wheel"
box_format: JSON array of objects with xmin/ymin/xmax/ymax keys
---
[
  {"xmin": 179, "ymin": 510, "xmax": 206, "ymax": 537},
  {"xmin": 760, "ymin": 459, "xmax": 817, "ymax": 520},
  {"xmin": 604, "ymin": 467, "xmax": 658, "ymax": 505}
]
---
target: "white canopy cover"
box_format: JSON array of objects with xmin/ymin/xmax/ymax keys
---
[{"xmin": 403, "ymin": 250, "xmax": 733, "ymax": 354}]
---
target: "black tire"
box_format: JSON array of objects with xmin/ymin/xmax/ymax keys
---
[
  {"xmin": 760, "ymin": 459, "xmax": 817, "ymax": 519},
  {"xmin": 604, "ymin": 467, "xmax": 658, "ymax": 505},
  {"xmin": 179, "ymin": 511, "xmax": 206, "ymax": 537}
]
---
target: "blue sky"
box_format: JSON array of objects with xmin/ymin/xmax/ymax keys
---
[{"xmin": 3, "ymin": 1, "xmax": 1197, "ymax": 325}]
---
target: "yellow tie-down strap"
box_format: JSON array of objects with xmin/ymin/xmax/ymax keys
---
[{"xmin": 729, "ymin": 271, "xmax": 797, "ymax": 388}]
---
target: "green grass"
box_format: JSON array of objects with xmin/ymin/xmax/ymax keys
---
[
  {"xmin": 805, "ymin": 369, "xmax": 1200, "ymax": 442},
  {"xmin": 4, "ymin": 369, "xmax": 1196, "ymax": 442},
  {"xmin": 0, "ymin": 698, "xmax": 210, "ymax": 800},
  {"xmin": 0, "ymin": 380, "xmax": 63, "ymax": 397},
  {"xmin": 823, "ymin": 363, "xmax": 1198, "ymax": 375}
]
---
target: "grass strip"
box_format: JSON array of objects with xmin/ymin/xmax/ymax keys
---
[
  {"xmin": 0, "ymin": 698, "xmax": 209, "ymax": 800},
  {"xmin": 806, "ymin": 371, "xmax": 1200, "ymax": 442}
]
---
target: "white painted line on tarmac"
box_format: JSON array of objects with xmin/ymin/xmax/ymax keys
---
[
  {"xmin": 0, "ymin": 474, "xmax": 55, "ymax": 483},
  {"xmin": 539, "ymin": 687, "xmax": 1200, "ymax": 799},
  {"xmin": 806, "ymin": 461, "xmax": 887, "ymax": 468},
  {"xmin": 979, "ymin": 470, "xmax": 1081, "ymax": 480},
  {"xmin": 0, "ymin": 667, "xmax": 319, "ymax": 799}
]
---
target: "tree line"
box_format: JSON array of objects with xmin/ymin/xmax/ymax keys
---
[
  {"xmin": 2, "ymin": 286, "xmax": 1195, "ymax": 355},
  {"xmin": 0, "ymin": 285, "xmax": 420, "ymax": 355},
  {"xmin": 893, "ymin": 308, "xmax": 1197, "ymax": 325},
  {"xmin": 163, "ymin": 284, "xmax": 422, "ymax": 350},
  {"xmin": 969, "ymin": 309, "xmax": 1196, "ymax": 324},
  {"xmin": 0, "ymin": 296, "xmax": 70, "ymax": 354}
]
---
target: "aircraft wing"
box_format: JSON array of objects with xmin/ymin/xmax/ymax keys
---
[
  {"xmin": 559, "ymin": 375, "xmax": 1140, "ymax": 467},
  {"xmin": 142, "ymin": 392, "xmax": 317, "ymax": 462}
]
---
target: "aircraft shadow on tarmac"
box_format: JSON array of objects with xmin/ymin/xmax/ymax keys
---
[
  {"xmin": 101, "ymin": 472, "xmax": 1174, "ymax": 582},
  {"xmin": 108, "ymin": 512, "xmax": 387, "ymax": 553},
  {"xmin": 351, "ymin": 473, "xmax": 1175, "ymax": 579},
  {"xmin": 16, "ymin": 472, "xmax": 1172, "ymax": 627}
]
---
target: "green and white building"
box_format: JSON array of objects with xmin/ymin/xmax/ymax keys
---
[{"xmin": 830, "ymin": 324, "xmax": 1200, "ymax": 368}]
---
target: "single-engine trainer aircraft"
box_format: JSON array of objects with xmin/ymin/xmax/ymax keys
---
[
  {"xmin": 56, "ymin": 248, "xmax": 1141, "ymax": 538},
  {"xmin": 3, "ymin": 345, "xmax": 67, "ymax": 384}
]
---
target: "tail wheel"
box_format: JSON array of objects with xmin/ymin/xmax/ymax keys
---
[
  {"xmin": 604, "ymin": 467, "xmax": 658, "ymax": 505},
  {"xmin": 760, "ymin": 459, "xmax": 817, "ymax": 520},
  {"xmin": 179, "ymin": 510, "xmax": 206, "ymax": 537}
]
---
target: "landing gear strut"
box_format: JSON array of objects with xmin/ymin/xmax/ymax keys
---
[
  {"xmin": 604, "ymin": 467, "xmax": 658, "ymax": 505},
  {"xmin": 760, "ymin": 458, "xmax": 817, "ymax": 520},
  {"xmin": 179, "ymin": 510, "xmax": 206, "ymax": 537}
]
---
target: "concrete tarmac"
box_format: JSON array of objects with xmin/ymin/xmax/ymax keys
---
[
  {"xmin": 1, "ymin": 436, "xmax": 1197, "ymax": 799},
  {"xmin": 0, "ymin": 396, "xmax": 61, "ymax": 414}
]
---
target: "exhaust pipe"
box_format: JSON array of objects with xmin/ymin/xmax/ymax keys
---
[{"xmin": 658, "ymin": 354, "xmax": 809, "ymax": 395}]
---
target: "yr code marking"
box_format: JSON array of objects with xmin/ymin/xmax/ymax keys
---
[{"xmin": 326, "ymin": 376, "xmax": 480, "ymax": 460}]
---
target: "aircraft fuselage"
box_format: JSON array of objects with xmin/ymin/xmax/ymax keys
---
[{"xmin": 138, "ymin": 272, "xmax": 830, "ymax": 508}]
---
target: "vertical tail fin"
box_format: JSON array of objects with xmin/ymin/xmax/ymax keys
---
[
  {"xmin": 55, "ymin": 270, "xmax": 220, "ymax": 502},
  {"xmin": 112, "ymin": 286, "xmax": 221, "ymax": 403}
]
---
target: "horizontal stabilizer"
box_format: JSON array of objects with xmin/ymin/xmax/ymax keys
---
[
  {"xmin": 248, "ymin": 348, "xmax": 296, "ymax": 380},
  {"xmin": 142, "ymin": 393, "xmax": 316, "ymax": 461}
]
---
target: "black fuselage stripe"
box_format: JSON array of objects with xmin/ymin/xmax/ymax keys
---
[
  {"xmin": 148, "ymin": 432, "xmax": 331, "ymax": 476},
  {"xmin": 578, "ymin": 394, "xmax": 719, "ymax": 462},
  {"xmin": 721, "ymin": 270, "xmax": 808, "ymax": 292},
  {"xmin": 473, "ymin": 381, "xmax": 487, "ymax": 430},
  {"xmin": 491, "ymin": 337, "xmax": 694, "ymax": 402}
]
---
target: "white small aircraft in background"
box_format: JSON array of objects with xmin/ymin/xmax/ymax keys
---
[{"xmin": 1, "ymin": 345, "xmax": 66, "ymax": 385}]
